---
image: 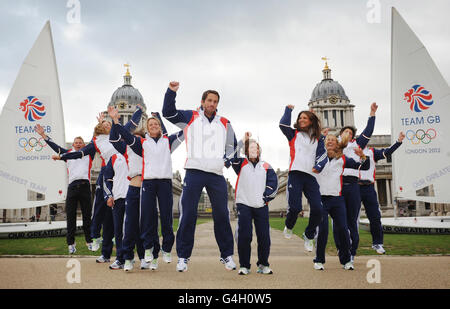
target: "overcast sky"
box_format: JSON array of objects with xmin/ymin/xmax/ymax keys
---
[{"xmin": 1, "ymin": 0, "xmax": 449, "ymax": 185}]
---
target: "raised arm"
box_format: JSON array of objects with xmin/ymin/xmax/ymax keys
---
[
  {"xmin": 167, "ymin": 129, "xmax": 185, "ymax": 153},
  {"xmin": 35, "ymin": 124, "xmax": 69, "ymax": 154},
  {"xmin": 279, "ymin": 105, "xmax": 296, "ymax": 141},
  {"xmin": 224, "ymin": 120, "xmax": 239, "ymax": 163},
  {"xmin": 109, "ymin": 122, "xmax": 127, "ymax": 155},
  {"xmin": 373, "ymin": 131, "xmax": 405, "ymax": 162},
  {"xmin": 123, "ymin": 105, "xmax": 143, "ymax": 132},
  {"xmin": 355, "ymin": 102, "xmax": 378, "ymax": 148},
  {"xmin": 162, "ymin": 82, "xmax": 194, "ymax": 128},
  {"xmin": 263, "ymin": 163, "xmax": 279, "ymax": 204},
  {"xmin": 114, "ymin": 123, "xmax": 143, "ymax": 157},
  {"xmin": 59, "ymin": 143, "xmax": 96, "ymax": 161}
]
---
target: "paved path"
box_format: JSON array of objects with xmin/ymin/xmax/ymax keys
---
[{"xmin": 0, "ymin": 220, "xmax": 449, "ymax": 289}]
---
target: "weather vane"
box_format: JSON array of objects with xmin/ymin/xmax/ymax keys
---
[
  {"xmin": 321, "ymin": 57, "xmax": 330, "ymax": 69},
  {"xmin": 124, "ymin": 63, "xmax": 131, "ymax": 76}
]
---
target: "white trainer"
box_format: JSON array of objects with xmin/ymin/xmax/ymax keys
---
[
  {"xmin": 96, "ymin": 255, "xmax": 110, "ymax": 263},
  {"xmin": 150, "ymin": 259, "xmax": 158, "ymax": 271},
  {"xmin": 140, "ymin": 259, "xmax": 150, "ymax": 270},
  {"xmin": 109, "ymin": 260, "xmax": 124, "ymax": 270},
  {"xmin": 176, "ymin": 258, "xmax": 189, "ymax": 272},
  {"xmin": 314, "ymin": 262, "xmax": 325, "ymax": 270},
  {"xmin": 124, "ymin": 260, "xmax": 133, "ymax": 272},
  {"xmin": 344, "ymin": 261, "xmax": 354, "ymax": 270},
  {"xmin": 144, "ymin": 248, "xmax": 154, "ymax": 263},
  {"xmin": 257, "ymin": 265, "xmax": 273, "ymax": 275},
  {"xmin": 283, "ymin": 227, "xmax": 293, "ymax": 239},
  {"xmin": 238, "ymin": 267, "xmax": 250, "ymax": 275},
  {"xmin": 220, "ymin": 256, "xmax": 237, "ymax": 271},
  {"xmin": 372, "ymin": 244, "xmax": 386, "ymax": 254},
  {"xmin": 86, "ymin": 243, "xmax": 93, "ymax": 251},
  {"xmin": 303, "ymin": 233, "xmax": 314, "ymax": 252},
  {"xmin": 68, "ymin": 244, "xmax": 76, "ymax": 255},
  {"xmin": 91, "ymin": 238, "xmax": 102, "ymax": 252},
  {"xmin": 162, "ymin": 251, "xmax": 172, "ymax": 263}
]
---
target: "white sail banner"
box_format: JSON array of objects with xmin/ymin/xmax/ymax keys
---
[
  {"xmin": 391, "ymin": 8, "xmax": 450, "ymax": 203},
  {"xmin": 0, "ymin": 21, "xmax": 67, "ymax": 209}
]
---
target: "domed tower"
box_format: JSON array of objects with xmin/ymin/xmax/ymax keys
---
[
  {"xmin": 105, "ymin": 64, "xmax": 148, "ymax": 131},
  {"xmin": 308, "ymin": 58, "xmax": 354, "ymax": 134}
]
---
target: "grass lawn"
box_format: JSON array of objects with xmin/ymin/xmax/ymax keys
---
[
  {"xmin": 0, "ymin": 218, "xmax": 210, "ymax": 256},
  {"xmin": 269, "ymin": 217, "xmax": 450, "ymax": 256},
  {"xmin": 1, "ymin": 217, "xmax": 449, "ymax": 256}
]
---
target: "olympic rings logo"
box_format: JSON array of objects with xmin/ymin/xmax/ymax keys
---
[
  {"xmin": 406, "ymin": 128, "xmax": 436, "ymax": 145},
  {"xmin": 18, "ymin": 137, "xmax": 48, "ymax": 152}
]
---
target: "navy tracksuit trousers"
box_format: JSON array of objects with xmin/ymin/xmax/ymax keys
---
[
  {"xmin": 122, "ymin": 186, "xmax": 145, "ymax": 261},
  {"xmin": 112, "ymin": 198, "xmax": 126, "ymax": 263},
  {"xmin": 91, "ymin": 167, "xmax": 106, "ymax": 239},
  {"xmin": 314, "ymin": 196, "xmax": 351, "ymax": 265},
  {"xmin": 360, "ymin": 184, "xmax": 383, "ymax": 245},
  {"xmin": 140, "ymin": 179, "xmax": 175, "ymax": 258},
  {"xmin": 285, "ymin": 171, "xmax": 323, "ymax": 239},
  {"xmin": 334, "ymin": 181, "xmax": 362, "ymax": 256},
  {"xmin": 176, "ymin": 169, "xmax": 234, "ymax": 259},
  {"xmin": 100, "ymin": 205, "xmax": 114, "ymax": 259},
  {"xmin": 235, "ymin": 204, "xmax": 271, "ymax": 269}
]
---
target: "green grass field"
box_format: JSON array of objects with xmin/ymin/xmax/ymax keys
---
[
  {"xmin": 269, "ymin": 217, "xmax": 450, "ymax": 256},
  {"xmin": 0, "ymin": 219, "xmax": 209, "ymax": 256},
  {"xmin": 0, "ymin": 217, "xmax": 449, "ymax": 256}
]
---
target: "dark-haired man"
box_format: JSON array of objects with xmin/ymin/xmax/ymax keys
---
[{"xmin": 163, "ymin": 81, "xmax": 238, "ymax": 272}]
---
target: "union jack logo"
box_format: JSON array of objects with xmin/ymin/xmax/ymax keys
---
[
  {"xmin": 404, "ymin": 85, "xmax": 433, "ymax": 112},
  {"xmin": 19, "ymin": 96, "xmax": 46, "ymax": 121}
]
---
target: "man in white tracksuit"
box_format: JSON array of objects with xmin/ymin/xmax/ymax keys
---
[{"xmin": 162, "ymin": 81, "xmax": 238, "ymax": 272}]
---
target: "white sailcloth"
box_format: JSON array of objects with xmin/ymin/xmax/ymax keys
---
[
  {"xmin": 391, "ymin": 8, "xmax": 450, "ymax": 203},
  {"xmin": 0, "ymin": 21, "xmax": 67, "ymax": 209}
]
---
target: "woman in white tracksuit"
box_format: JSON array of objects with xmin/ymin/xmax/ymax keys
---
[
  {"xmin": 313, "ymin": 133, "xmax": 370, "ymax": 271},
  {"xmin": 227, "ymin": 133, "xmax": 278, "ymax": 275}
]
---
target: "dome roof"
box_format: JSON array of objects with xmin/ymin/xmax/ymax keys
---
[
  {"xmin": 310, "ymin": 79, "xmax": 349, "ymax": 102},
  {"xmin": 108, "ymin": 84, "xmax": 146, "ymax": 108}
]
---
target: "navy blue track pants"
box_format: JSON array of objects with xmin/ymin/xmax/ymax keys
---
[
  {"xmin": 235, "ymin": 204, "xmax": 271, "ymax": 269},
  {"xmin": 360, "ymin": 184, "xmax": 383, "ymax": 245},
  {"xmin": 140, "ymin": 179, "xmax": 175, "ymax": 258},
  {"xmin": 285, "ymin": 171, "xmax": 323, "ymax": 239},
  {"xmin": 176, "ymin": 169, "xmax": 234, "ymax": 259},
  {"xmin": 122, "ymin": 186, "xmax": 145, "ymax": 261},
  {"xmin": 314, "ymin": 196, "xmax": 351, "ymax": 265}
]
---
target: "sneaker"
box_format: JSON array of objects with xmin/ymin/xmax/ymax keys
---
[
  {"xmin": 150, "ymin": 259, "xmax": 158, "ymax": 271},
  {"xmin": 91, "ymin": 238, "xmax": 102, "ymax": 252},
  {"xmin": 96, "ymin": 255, "xmax": 110, "ymax": 263},
  {"xmin": 344, "ymin": 261, "xmax": 354, "ymax": 270},
  {"xmin": 372, "ymin": 244, "xmax": 386, "ymax": 255},
  {"xmin": 140, "ymin": 259, "xmax": 150, "ymax": 270},
  {"xmin": 144, "ymin": 249, "xmax": 154, "ymax": 263},
  {"xmin": 109, "ymin": 260, "xmax": 124, "ymax": 270},
  {"xmin": 124, "ymin": 260, "xmax": 133, "ymax": 272},
  {"xmin": 86, "ymin": 243, "xmax": 93, "ymax": 251},
  {"xmin": 238, "ymin": 267, "xmax": 250, "ymax": 275},
  {"xmin": 314, "ymin": 262, "xmax": 325, "ymax": 270},
  {"xmin": 68, "ymin": 244, "xmax": 76, "ymax": 254},
  {"xmin": 162, "ymin": 251, "xmax": 172, "ymax": 263},
  {"xmin": 257, "ymin": 265, "xmax": 273, "ymax": 275},
  {"xmin": 303, "ymin": 233, "xmax": 314, "ymax": 252},
  {"xmin": 220, "ymin": 256, "xmax": 237, "ymax": 271},
  {"xmin": 283, "ymin": 227, "xmax": 293, "ymax": 239},
  {"xmin": 176, "ymin": 258, "xmax": 189, "ymax": 272}
]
